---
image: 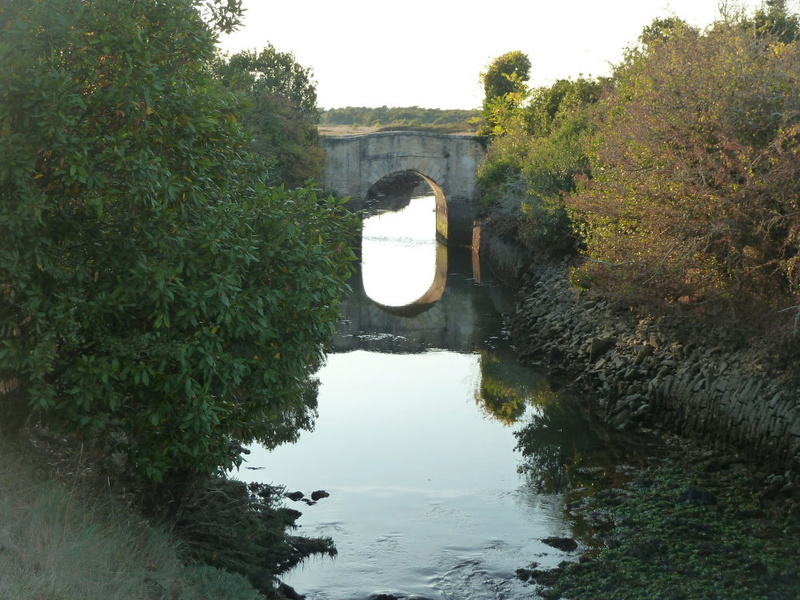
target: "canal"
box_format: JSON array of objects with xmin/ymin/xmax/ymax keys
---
[{"xmin": 239, "ymin": 194, "xmax": 613, "ymax": 600}]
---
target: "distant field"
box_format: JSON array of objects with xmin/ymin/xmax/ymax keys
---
[
  {"xmin": 317, "ymin": 124, "xmax": 480, "ymax": 136},
  {"xmin": 316, "ymin": 124, "xmax": 381, "ymax": 136}
]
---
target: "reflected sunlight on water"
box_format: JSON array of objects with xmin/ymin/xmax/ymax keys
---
[{"xmin": 362, "ymin": 196, "xmax": 438, "ymax": 307}]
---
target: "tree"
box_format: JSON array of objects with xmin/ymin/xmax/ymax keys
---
[
  {"xmin": 317, "ymin": 107, "xmax": 481, "ymax": 134},
  {"xmin": 212, "ymin": 46, "xmax": 323, "ymax": 187},
  {"xmin": 567, "ymin": 19, "xmax": 800, "ymax": 310},
  {"xmin": 477, "ymin": 77, "xmax": 599, "ymax": 256},
  {"xmin": 750, "ymin": 0, "xmax": 800, "ymax": 43},
  {"xmin": 0, "ymin": 0, "xmax": 358, "ymax": 484},
  {"xmin": 637, "ymin": 16, "xmax": 690, "ymax": 47},
  {"xmin": 480, "ymin": 50, "xmax": 531, "ymax": 101},
  {"xmin": 479, "ymin": 51, "xmax": 532, "ymax": 135},
  {"xmin": 213, "ymin": 45, "xmax": 318, "ymax": 125},
  {"xmin": 522, "ymin": 77, "xmax": 601, "ymax": 137}
]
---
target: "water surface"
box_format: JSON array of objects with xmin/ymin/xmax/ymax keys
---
[{"xmin": 241, "ymin": 196, "xmax": 599, "ymax": 599}]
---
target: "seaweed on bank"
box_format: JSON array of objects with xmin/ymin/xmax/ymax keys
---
[
  {"xmin": 173, "ymin": 476, "xmax": 336, "ymax": 596},
  {"xmin": 523, "ymin": 461, "xmax": 800, "ymax": 600}
]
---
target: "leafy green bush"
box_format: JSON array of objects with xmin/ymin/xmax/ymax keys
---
[
  {"xmin": 0, "ymin": 0, "xmax": 357, "ymax": 484},
  {"xmin": 477, "ymin": 78, "xmax": 598, "ymax": 255}
]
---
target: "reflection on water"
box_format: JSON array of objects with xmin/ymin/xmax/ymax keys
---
[
  {"xmin": 362, "ymin": 196, "xmax": 438, "ymax": 307},
  {"xmin": 240, "ymin": 197, "xmax": 613, "ymax": 600},
  {"xmin": 243, "ymin": 350, "xmax": 571, "ymax": 600}
]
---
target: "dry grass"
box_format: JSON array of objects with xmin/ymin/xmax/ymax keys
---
[
  {"xmin": 0, "ymin": 436, "xmax": 261, "ymax": 600},
  {"xmin": 316, "ymin": 123, "xmax": 480, "ymax": 136},
  {"xmin": 316, "ymin": 124, "xmax": 381, "ymax": 136}
]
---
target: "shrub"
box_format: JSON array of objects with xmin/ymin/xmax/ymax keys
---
[
  {"xmin": 174, "ymin": 477, "xmax": 336, "ymax": 594},
  {"xmin": 0, "ymin": 437, "xmax": 263, "ymax": 600},
  {"xmin": 477, "ymin": 79, "xmax": 599, "ymax": 256},
  {"xmin": 568, "ymin": 19, "xmax": 800, "ymax": 311},
  {"xmin": 0, "ymin": 0, "xmax": 358, "ymax": 485}
]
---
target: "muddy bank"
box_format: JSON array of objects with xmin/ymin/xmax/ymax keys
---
[{"xmin": 485, "ymin": 246, "xmax": 800, "ymax": 490}]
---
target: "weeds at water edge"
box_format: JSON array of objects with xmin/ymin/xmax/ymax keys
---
[{"xmin": 0, "ymin": 436, "xmax": 261, "ymax": 600}]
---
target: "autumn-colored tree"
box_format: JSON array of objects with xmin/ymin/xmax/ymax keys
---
[{"xmin": 568, "ymin": 19, "xmax": 800, "ymax": 310}]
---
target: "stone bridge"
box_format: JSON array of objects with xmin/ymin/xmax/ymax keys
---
[{"xmin": 321, "ymin": 131, "xmax": 487, "ymax": 246}]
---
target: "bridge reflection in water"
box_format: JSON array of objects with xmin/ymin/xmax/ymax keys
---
[{"xmin": 332, "ymin": 243, "xmax": 511, "ymax": 355}]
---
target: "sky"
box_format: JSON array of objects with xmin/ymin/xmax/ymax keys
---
[{"xmin": 217, "ymin": 0, "xmax": 769, "ymax": 110}]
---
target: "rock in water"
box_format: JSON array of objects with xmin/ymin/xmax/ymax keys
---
[{"xmin": 541, "ymin": 536, "xmax": 579, "ymax": 552}]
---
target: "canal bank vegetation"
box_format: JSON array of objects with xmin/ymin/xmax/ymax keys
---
[
  {"xmin": 520, "ymin": 446, "xmax": 800, "ymax": 599},
  {"xmin": 478, "ymin": 3, "xmax": 800, "ymax": 598},
  {"xmin": 0, "ymin": 435, "xmax": 264, "ymax": 600},
  {"xmin": 1, "ymin": 0, "xmax": 357, "ymax": 597},
  {"xmin": 478, "ymin": 1, "xmax": 800, "ymax": 348}
]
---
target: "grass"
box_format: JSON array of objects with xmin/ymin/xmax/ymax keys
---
[{"xmin": 0, "ymin": 434, "xmax": 262, "ymax": 600}]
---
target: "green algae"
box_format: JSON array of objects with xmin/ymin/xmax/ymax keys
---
[{"xmin": 528, "ymin": 460, "xmax": 800, "ymax": 600}]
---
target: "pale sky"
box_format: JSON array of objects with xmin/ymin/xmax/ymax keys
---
[{"xmin": 217, "ymin": 0, "xmax": 768, "ymax": 110}]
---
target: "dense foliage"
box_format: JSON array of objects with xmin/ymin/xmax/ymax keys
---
[
  {"xmin": 175, "ymin": 478, "xmax": 336, "ymax": 592},
  {"xmin": 569, "ymin": 16, "xmax": 800, "ymax": 310},
  {"xmin": 0, "ymin": 435, "xmax": 268, "ymax": 600},
  {"xmin": 0, "ymin": 0, "xmax": 357, "ymax": 484},
  {"xmin": 480, "ymin": 50, "xmax": 531, "ymax": 101},
  {"xmin": 477, "ymin": 74, "xmax": 599, "ymax": 256},
  {"xmin": 479, "ymin": 50, "xmax": 531, "ymax": 135},
  {"xmin": 478, "ymin": 7, "xmax": 800, "ymax": 323},
  {"xmin": 213, "ymin": 46, "xmax": 324, "ymax": 187}
]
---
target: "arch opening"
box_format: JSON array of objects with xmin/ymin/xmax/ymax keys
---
[
  {"xmin": 360, "ymin": 170, "xmax": 448, "ymax": 312},
  {"xmin": 364, "ymin": 169, "xmax": 448, "ymax": 243},
  {"xmin": 322, "ymin": 132, "xmax": 487, "ymax": 248}
]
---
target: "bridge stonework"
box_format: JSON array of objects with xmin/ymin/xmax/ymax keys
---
[{"xmin": 321, "ymin": 132, "xmax": 487, "ymax": 246}]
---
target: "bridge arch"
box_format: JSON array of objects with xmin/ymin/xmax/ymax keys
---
[{"xmin": 321, "ymin": 131, "xmax": 487, "ymax": 247}]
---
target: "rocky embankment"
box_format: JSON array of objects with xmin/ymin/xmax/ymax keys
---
[{"xmin": 506, "ymin": 262, "xmax": 800, "ymax": 502}]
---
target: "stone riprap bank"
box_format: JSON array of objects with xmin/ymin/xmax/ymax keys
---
[{"xmin": 508, "ymin": 264, "xmax": 800, "ymax": 484}]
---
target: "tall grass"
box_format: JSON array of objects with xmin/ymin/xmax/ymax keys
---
[{"xmin": 0, "ymin": 436, "xmax": 261, "ymax": 600}]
